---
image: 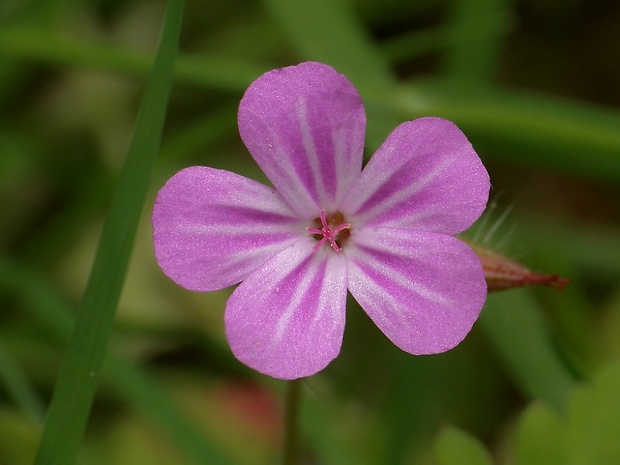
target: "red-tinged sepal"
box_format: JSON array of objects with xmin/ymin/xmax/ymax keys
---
[{"xmin": 463, "ymin": 240, "xmax": 570, "ymax": 292}]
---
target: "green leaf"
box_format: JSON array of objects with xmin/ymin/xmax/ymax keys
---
[
  {"xmin": 517, "ymin": 362, "xmax": 620, "ymax": 465},
  {"xmin": 566, "ymin": 363, "xmax": 620, "ymax": 464},
  {"xmin": 517, "ymin": 403, "xmax": 566, "ymax": 465},
  {"xmin": 433, "ymin": 426, "xmax": 494, "ymax": 465},
  {"xmin": 33, "ymin": 1, "xmax": 184, "ymax": 464}
]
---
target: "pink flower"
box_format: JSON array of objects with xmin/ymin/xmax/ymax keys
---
[{"xmin": 152, "ymin": 62, "xmax": 490, "ymax": 380}]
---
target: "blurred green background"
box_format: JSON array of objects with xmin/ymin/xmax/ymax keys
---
[{"xmin": 2, "ymin": 0, "xmax": 620, "ymax": 464}]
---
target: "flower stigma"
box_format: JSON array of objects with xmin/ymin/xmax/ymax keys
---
[{"xmin": 306, "ymin": 210, "xmax": 351, "ymax": 253}]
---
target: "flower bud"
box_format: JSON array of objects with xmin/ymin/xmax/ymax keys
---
[{"xmin": 464, "ymin": 240, "xmax": 570, "ymax": 292}]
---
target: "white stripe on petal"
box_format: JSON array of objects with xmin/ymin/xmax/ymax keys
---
[
  {"xmin": 267, "ymin": 125, "xmax": 319, "ymax": 213},
  {"xmin": 273, "ymin": 260, "xmax": 319, "ymax": 342},
  {"xmin": 238, "ymin": 62, "xmax": 366, "ymax": 218}
]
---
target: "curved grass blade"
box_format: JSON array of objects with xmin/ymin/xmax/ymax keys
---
[
  {"xmin": 0, "ymin": 28, "xmax": 264, "ymax": 91},
  {"xmin": 0, "ymin": 253, "xmax": 234, "ymax": 465},
  {"xmin": 33, "ymin": 1, "xmax": 185, "ymax": 464}
]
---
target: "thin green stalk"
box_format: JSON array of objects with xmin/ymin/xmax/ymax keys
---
[
  {"xmin": 33, "ymin": 1, "xmax": 184, "ymax": 464},
  {"xmin": 481, "ymin": 291, "xmax": 577, "ymax": 412},
  {"xmin": 282, "ymin": 378, "xmax": 303, "ymax": 465}
]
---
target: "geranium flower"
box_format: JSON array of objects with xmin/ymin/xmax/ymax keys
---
[{"xmin": 152, "ymin": 62, "xmax": 490, "ymax": 380}]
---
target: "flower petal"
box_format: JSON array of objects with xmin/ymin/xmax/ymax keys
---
[
  {"xmin": 152, "ymin": 166, "xmax": 304, "ymax": 292},
  {"xmin": 238, "ymin": 62, "xmax": 366, "ymax": 218},
  {"xmin": 225, "ymin": 240, "xmax": 347, "ymax": 379},
  {"xmin": 341, "ymin": 117, "xmax": 490, "ymax": 234},
  {"xmin": 345, "ymin": 227, "xmax": 486, "ymax": 354}
]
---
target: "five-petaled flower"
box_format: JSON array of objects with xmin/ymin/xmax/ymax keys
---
[{"xmin": 152, "ymin": 62, "xmax": 490, "ymax": 380}]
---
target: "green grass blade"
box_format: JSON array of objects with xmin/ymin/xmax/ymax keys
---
[
  {"xmin": 261, "ymin": 0, "xmax": 400, "ymax": 145},
  {"xmin": 380, "ymin": 26, "xmax": 448, "ymax": 65},
  {"xmin": 33, "ymin": 1, "xmax": 184, "ymax": 464},
  {"xmin": 5, "ymin": 16, "xmax": 620, "ymax": 183},
  {"xmin": 481, "ymin": 291, "xmax": 577, "ymax": 412},
  {"xmin": 394, "ymin": 82, "xmax": 620, "ymax": 183},
  {"xmin": 261, "ymin": 0, "xmax": 393, "ymax": 91},
  {"xmin": 441, "ymin": 0, "xmax": 511, "ymax": 82},
  {"xmin": 0, "ymin": 254, "xmax": 234, "ymax": 465},
  {"xmin": 0, "ymin": 28, "xmax": 264, "ymax": 91},
  {"xmin": 0, "ymin": 340, "xmax": 45, "ymax": 424}
]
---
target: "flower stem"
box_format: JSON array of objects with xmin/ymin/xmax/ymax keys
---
[{"xmin": 281, "ymin": 378, "xmax": 302, "ymax": 465}]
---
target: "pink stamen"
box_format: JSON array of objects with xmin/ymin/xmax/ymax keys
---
[{"xmin": 306, "ymin": 210, "xmax": 351, "ymax": 253}]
